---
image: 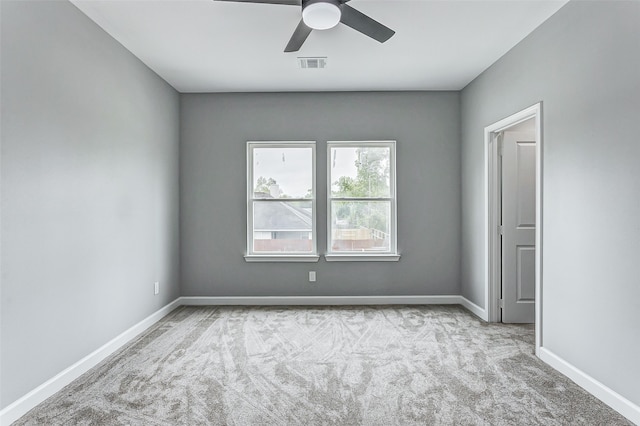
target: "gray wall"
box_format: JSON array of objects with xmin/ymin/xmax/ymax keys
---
[
  {"xmin": 180, "ymin": 92, "xmax": 461, "ymax": 297},
  {"xmin": 0, "ymin": 1, "xmax": 180, "ymax": 408},
  {"xmin": 461, "ymin": 0, "xmax": 639, "ymax": 407}
]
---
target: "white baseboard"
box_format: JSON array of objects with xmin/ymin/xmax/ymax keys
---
[
  {"xmin": 10, "ymin": 297, "xmax": 636, "ymax": 426},
  {"xmin": 0, "ymin": 294, "xmax": 464, "ymax": 425},
  {"xmin": 460, "ymin": 297, "xmax": 488, "ymax": 321},
  {"xmin": 0, "ymin": 298, "xmax": 182, "ymax": 426},
  {"xmin": 179, "ymin": 295, "xmax": 463, "ymax": 306},
  {"xmin": 539, "ymin": 347, "xmax": 640, "ymax": 425}
]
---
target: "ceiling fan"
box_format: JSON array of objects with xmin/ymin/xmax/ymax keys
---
[{"xmin": 215, "ymin": 0, "xmax": 395, "ymax": 52}]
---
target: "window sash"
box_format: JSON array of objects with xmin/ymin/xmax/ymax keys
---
[
  {"xmin": 247, "ymin": 141, "xmax": 316, "ymax": 256},
  {"xmin": 327, "ymin": 141, "xmax": 397, "ymax": 256}
]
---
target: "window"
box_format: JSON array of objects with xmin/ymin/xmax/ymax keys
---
[
  {"xmin": 326, "ymin": 141, "xmax": 399, "ymax": 261},
  {"xmin": 246, "ymin": 142, "xmax": 318, "ymax": 262}
]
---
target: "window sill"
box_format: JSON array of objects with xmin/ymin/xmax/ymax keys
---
[
  {"xmin": 324, "ymin": 254, "xmax": 401, "ymax": 262},
  {"xmin": 244, "ymin": 255, "xmax": 320, "ymax": 263}
]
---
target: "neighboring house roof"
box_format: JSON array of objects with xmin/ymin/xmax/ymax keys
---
[{"xmin": 254, "ymin": 201, "xmax": 312, "ymax": 231}]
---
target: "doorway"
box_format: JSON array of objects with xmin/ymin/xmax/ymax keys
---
[{"xmin": 484, "ymin": 103, "xmax": 543, "ymax": 352}]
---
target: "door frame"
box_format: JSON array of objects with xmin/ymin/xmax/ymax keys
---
[{"xmin": 484, "ymin": 102, "xmax": 543, "ymax": 355}]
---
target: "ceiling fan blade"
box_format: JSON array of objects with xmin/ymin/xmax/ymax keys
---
[
  {"xmin": 339, "ymin": 4, "xmax": 395, "ymax": 43},
  {"xmin": 284, "ymin": 19, "xmax": 312, "ymax": 52},
  {"xmin": 214, "ymin": 0, "xmax": 300, "ymax": 5}
]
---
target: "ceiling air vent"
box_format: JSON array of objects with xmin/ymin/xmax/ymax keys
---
[{"xmin": 298, "ymin": 57, "xmax": 327, "ymax": 69}]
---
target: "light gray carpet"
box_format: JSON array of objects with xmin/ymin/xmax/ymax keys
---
[{"xmin": 15, "ymin": 305, "xmax": 631, "ymax": 425}]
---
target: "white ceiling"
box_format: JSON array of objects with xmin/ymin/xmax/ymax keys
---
[{"xmin": 70, "ymin": 0, "xmax": 568, "ymax": 93}]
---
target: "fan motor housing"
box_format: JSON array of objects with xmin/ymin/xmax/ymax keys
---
[{"xmin": 302, "ymin": 0, "xmax": 342, "ymax": 30}]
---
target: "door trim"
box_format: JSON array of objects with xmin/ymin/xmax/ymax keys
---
[{"xmin": 484, "ymin": 102, "xmax": 543, "ymax": 355}]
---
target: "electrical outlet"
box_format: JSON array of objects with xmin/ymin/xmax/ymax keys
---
[
  {"xmin": 154, "ymin": 282, "xmax": 159, "ymax": 295},
  {"xmin": 309, "ymin": 271, "xmax": 316, "ymax": 282}
]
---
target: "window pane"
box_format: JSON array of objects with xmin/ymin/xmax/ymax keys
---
[
  {"xmin": 253, "ymin": 147, "xmax": 312, "ymax": 199},
  {"xmin": 330, "ymin": 146, "xmax": 390, "ymax": 198},
  {"xmin": 330, "ymin": 201, "xmax": 390, "ymax": 252},
  {"xmin": 253, "ymin": 201, "xmax": 313, "ymax": 253}
]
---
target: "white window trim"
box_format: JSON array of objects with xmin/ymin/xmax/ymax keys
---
[
  {"xmin": 245, "ymin": 141, "xmax": 317, "ymax": 261},
  {"xmin": 325, "ymin": 140, "xmax": 399, "ymax": 262},
  {"xmin": 244, "ymin": 254, "xmax": 320, "ymax": 263},
  {"xmin": 325, "ymin": 254, "xmax": 400, "ymax": 262}
]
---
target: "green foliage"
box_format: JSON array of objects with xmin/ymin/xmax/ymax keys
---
[
  {"xmin": 332, "ymin": 148, "xmax": 390, "ymax": 233},
  {"xmin": 332, "ymin": 148, "xmax": 390, "ymax": 198},
  {"xmin": 304, "ymin": 188, "xmax": 313, "ymax": 199},
  {"xmin": 255, "ymin": 176, "xmax": 277, "ymax": 194}
]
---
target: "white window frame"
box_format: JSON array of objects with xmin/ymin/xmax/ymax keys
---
[
  {"xmin": 245, "ymin": 141, "xmax": 319, "ymax": 262},
  {"xmin": 325, "ymin": 140, "xmax": 399, "ymax": 262}
]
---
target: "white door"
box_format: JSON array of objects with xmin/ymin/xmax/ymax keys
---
[{"xmin": 501, "ymin": 129, "xmax": 536, "ymax": 323}]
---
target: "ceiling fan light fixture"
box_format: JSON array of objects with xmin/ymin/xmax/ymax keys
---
[{"xmin": 302, "ymin": 1, "xmax": 341, "ymax": 30}]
